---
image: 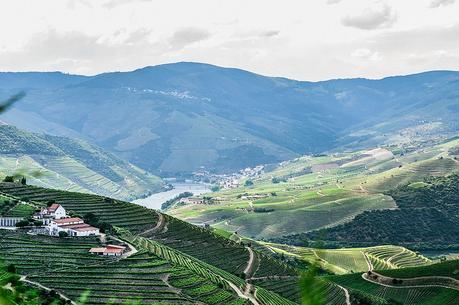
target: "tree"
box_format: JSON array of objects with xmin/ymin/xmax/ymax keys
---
[
  {"xmin": 211, "ymin": 185, "xmax": 220, "ymax": 192},
  {"xmin": 6, "ymin": 264, "xmax": 16, "ymax": 274},
  {"xmin": 15, "ymin": 220, "xmax": 29, "ymax": 227},
  {"xmin": 20, "ymin": 177, "xmax": 26, "ymax": 185},
  {"xmin": 3, "ymin": 176, "xmax": 14, "ymax": 183},
  {"xmin": 58, "ymin": 231, "xmax": 69, "ymax": 238},
  {"xmin": 244, "ymin": 180, "xmax": 254, "ymax": 187},
  {"xmin": 33, "ymin": 220, "xmax": 43, "ymax": 226}
]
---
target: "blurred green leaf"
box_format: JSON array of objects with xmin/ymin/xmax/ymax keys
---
[{"xmin": 0, "ymin": 91, "xmax": 25, "ymax": 114}]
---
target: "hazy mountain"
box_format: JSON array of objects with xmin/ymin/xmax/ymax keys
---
[
  {"xmin": 1, "ymin": 62, "xmax": 459, "ymax": 174},
  {"xmin": 0, "ymin": 125, "xmax": 164, "ymax": 200}
]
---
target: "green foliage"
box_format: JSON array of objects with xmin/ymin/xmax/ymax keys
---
[
  {"xmin": 58, "ymin": 231, "xmax": 69, "ymax": 238},
  {"xmin": 299, "ymin": 174, "xmax": 459, "ymax": 249},
  {"xmin": 161, "ymin": 191, "xmax": 193, "ymax": 210},
  {"xmin": 299, "ymin": 263, "xmax": 325, "ymax": 305},
  {"xmin": 15, "ymin": 220, "xmax": 29, "ymax": 227},
  {"xmin": 244, "ymin": 180, "xmax": 254, "ymax": 187}
]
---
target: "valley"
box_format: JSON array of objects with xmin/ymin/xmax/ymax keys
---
[{"xmin": 167, "ymin": 137, "xmax": 459, "ymax": 244}]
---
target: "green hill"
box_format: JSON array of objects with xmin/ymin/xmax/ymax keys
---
[
  {"xmin": 0, "ymin": 182, "xmax": 321, "ymax": 305},
  {"xmin": 328, "ymin": 260, "xmax": 459, "ymax": 305},
  {"xmin": 169, "ymin": 138, "xmax": 459, "ymax": 243},
  {"xmin": 302, "ymin": 173, "xmax": 459, "ymax": 250},
  {"xmin": 3, "ymin": 64, "xmax": 459, "ymax": 175},
  {"xmin": 0, "ymin": 125, "xmax": 164, "ymax": 201}
]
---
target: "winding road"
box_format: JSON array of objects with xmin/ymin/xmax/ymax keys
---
[{"xmin": 20, "ymin": 276, "xmax": 75, "ymax": 305}]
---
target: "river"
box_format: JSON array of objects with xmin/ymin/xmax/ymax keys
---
[{"xmin": 132, "ymin": 183, "xmax": 211, "ymax": 210}]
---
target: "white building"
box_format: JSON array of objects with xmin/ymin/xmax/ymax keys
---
[
  {"xmin": 0, "ymin": 217, "xmax": 23, "ymax": 227},
  {"xmin": 44, "ymin": 203, "xmax": 67, "ymax": 219},
  {"xmin": 48, "ymin": 217, "xmax": 100, "ymax": 237},
  {"xmin": 34, "ymin": 203, "xmax": 67, "ymax": 224}
]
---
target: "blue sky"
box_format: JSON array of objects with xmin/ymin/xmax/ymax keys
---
[{"xmin": 0, "ymin": 0, "xmax": 458, "ymax": 80}]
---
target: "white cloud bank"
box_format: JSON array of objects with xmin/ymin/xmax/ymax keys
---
[{"xmin": 0, "ymin": 0, "xmax": 458, "ymax": 80}]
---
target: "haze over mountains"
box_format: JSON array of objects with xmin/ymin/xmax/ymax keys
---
[{"xmin": 1, "ymin": 62, "xmax": 459, "ymax": 175}]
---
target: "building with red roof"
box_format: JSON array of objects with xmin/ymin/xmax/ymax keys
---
[
  {"xmin": 89, "ymin": 244, "xmax": 126, "ymax": 256},
  {"xmin": 48, "ymin": 217, "xmax": 100, "ymax": 237}
]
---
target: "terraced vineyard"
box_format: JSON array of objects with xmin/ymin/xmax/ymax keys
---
[
  {"xmin": 0, "ymin": 125, "xmax": 164, "ymax": 201},
  {"xmin": 0, "ymin": 230, "xmax": 248, "ymax": 305},
  {"xmin": 329, "ymin": 272, "xmax": 459, "ymax": 305},
  {"xmin": 142, "ymin": 214, "xmax": 297, "ymax": 279},
  {"xmin": 0, "ymin": 183, "xmax": 308, "ymax": 305},
  {"xmin": 0, "ymin": 182, "xmax": 159, "ymax": 233},
  {"xmin": 0, "ymin": 230, "xmax": 106, "ymax": 274},
  {"xmin": 364, "ymin": 246, "xmax": 431, "ymax": 270}
]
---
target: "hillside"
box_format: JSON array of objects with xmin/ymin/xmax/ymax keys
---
[
  {"xmin": 0, "ymin": 125, "xmax": 164, "ymax": 201},
  {"xmin": 0, "ymin": 182, "xmax": 344, "ymax": 305},
  {"xmin": 297, "ymin": 173, "xmax": 459, "ymax": 250},
  {"xmin": 328, "ymin": 260, "xmax": 459, "ymax": 305},
  {"xmin": 2, "ymin": 63, "xmax": 459, "ymax": 174},
  {"xmin": 168, "ymin": 138, "xmax": 459, "ymax": 240}
]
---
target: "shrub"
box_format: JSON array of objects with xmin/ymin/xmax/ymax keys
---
[
  {"xmin": 33, "ymin": 220, "xmax": 43, "ymax": 226},
  {"xmin": 244, "ymin": 180, "xmax": 254, "ymax": 187},
  {"xmin": 3, "ymin": 176, "xmax": 14, "ymax": 182},
  {"xmin": 7, "ymin": 264, "xmax": 17, "ymax": 273},
  {"xmin": 58, "ymin": 231, "xmax": 69, "ymax": 238},
  {"xmin": 15, "ymin": 220, "xmax": 29, "ymax": 227}
]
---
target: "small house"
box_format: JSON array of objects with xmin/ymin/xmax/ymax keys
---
[{"xmin": 89, "ymin": 244, "xmax": 126, "ymax": 256}]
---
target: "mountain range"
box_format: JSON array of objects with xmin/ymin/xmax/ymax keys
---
[{"xmin": 1, "ymin": 62, "xmax": 459, "ymax": 175}]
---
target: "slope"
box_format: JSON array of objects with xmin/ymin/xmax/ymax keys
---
[
  {"xmin": 2, "ymin": 63, "xmax": 459, "ymax": 174},
  {"xmin": 0, "ymin": 125, "xmax": 164, "ymax": 201}
]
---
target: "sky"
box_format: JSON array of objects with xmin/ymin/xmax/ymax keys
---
[{"xmin": 0, "ymin": 0, "xmax": 458, "ymax": 80}]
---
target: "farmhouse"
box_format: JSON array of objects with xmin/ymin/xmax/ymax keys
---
[
  {"xmin": 89, "ymin": 244, "xmax": 126, "ymax": 256},
  {"xmin": 34, "ymin": 203, "xmax": 67, "ymax": 224},
  {"xmin": 43, "ymin": 203, "xmax": 66, "ymax": 219},
  {"xmin": 48, "ymin": 217, "xmax": 100, "ymax": 237}
]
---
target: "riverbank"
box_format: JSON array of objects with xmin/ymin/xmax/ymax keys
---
[{"xmin": 132, "ymin": 183, "xmax": 211, "ymax": 210}]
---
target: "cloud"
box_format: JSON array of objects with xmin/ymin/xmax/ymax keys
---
[
  {"xmin": 326, "ymin": 0, "xmax": 343, "ymax": 4},
  {"xmin": 169, "ymin": 27, "xmax": 211, "ymax": 50},
  {"xmin": 351, "ymin": 48, "xmax": 382, "ymax": 61},
  {"xmin": 259, "ymin": 30, "xmax": 280, "ymax": 38},
  {"xmin": 341, "ymin": 2, "xmax": 397, "ymax": 30},
  {"xmin": 429, "ymin": 0, "xmax": 457, "ymax": 8},
  {"xmin": 102, "ymin": 0, "xmax": 150, "ymax": 9}
]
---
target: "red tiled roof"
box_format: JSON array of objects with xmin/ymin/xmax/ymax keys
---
[
  {"xmin": 59, "ymin": 223, "xmax": 98, "ymax": 232},
  {"xmin": 48, "ymin": 204, "xmax": 61, "ymax": 212},
  {"xmin": 53, "ymin": 217, "xmax": 83, "ymax": 224},
  {"xmin": 104, "ymin": 248, "xmax": 124, "ymax": 254},
  {"xmin": 89, "ymin": 246, "xmax": 124, "ymax": 254}
]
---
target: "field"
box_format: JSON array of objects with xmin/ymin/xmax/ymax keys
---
[
  {"xmin": 0, "ymin": 230, "xmax": 247, "ymax": 305},
  {"xmin": 0, "ymin": 183, "xmax": 306, "ymax": 305},
  {"xmin": 329, "ymin": 269, "xmax": 459, "ymax": 305},
  {"xmin": 259, "ymin": 243, "xmax": 431, "ymax": 277},
  {"xmin": 168, "ymin": 138, "xmax": 459, "ymax": 241}
]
